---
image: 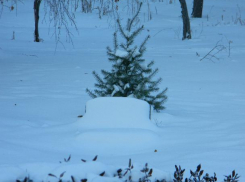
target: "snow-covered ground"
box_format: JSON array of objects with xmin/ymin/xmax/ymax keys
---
[{"xmin": 0, "ymin": 0, "xmax": 245, "ymax": 181}]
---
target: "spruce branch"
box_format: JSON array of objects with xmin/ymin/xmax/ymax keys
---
[
  {"xmin": 129, "ymin": 25, "xmax": 144, "ymax": 42},
  {"xmin": 86, "ymin": 89, "xmax": 97, "ymax": 98},
  {"xmin": 139, "ymin": 35, "xmax": 150, "ymax": 53},
  {"xmin": 117, "ymin": 19, "xmax": 128, "ymax": 40},
  {"xmin": 113, "ymin": 32, "xmax": 118, "ymax": 52}
]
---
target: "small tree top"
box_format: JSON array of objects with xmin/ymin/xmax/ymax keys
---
[{"xmin": 86, "ymin": 2, "xmax": 167, "ymax": 112}]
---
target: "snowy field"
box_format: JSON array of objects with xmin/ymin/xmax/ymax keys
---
[{"xmin": 0, "ymin": 0, "xmax": 245, "ymax": 181}]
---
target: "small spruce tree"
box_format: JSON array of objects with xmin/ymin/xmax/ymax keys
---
[{"xmin": 86, "ymin": 3, "xmax": 167, "ymax": 111}]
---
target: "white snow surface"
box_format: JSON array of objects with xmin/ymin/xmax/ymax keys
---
[
  {"xmin": 0, "ymin": 0, "xmax": 245, "ymax": 181},
  {"xmin": 76, "ymin": 97, "xmax": 160, "ymax": 155},
  {"xmin": 80, "ymin": 97, "xmax": 154, "ymax": 130}
]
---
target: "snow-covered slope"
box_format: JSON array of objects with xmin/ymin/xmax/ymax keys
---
[{"xmin": 0, "ymin": 0, "xmax": 245, "ymax": 181}]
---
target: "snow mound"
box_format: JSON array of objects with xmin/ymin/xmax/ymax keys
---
[
  {"xmin": 79, "ymin": 97, "xmax": 157, "ymax": 130},
  {"xmin": 76, "ymin": 97, "xmax": 161, "ymax": 155}
]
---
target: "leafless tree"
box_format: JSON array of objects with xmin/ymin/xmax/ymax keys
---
[
  {"xmin": 2, "ymin": 0, "xmax": 158, "ymax": 46},
  {"xmin": 81, "ymin": 0, "xmax": 92, "ymax": 13},
  {"xmin": 42, "ymin": 0, "xmax": 79, "ymax": 46},
  {"xmin": 0, "ymin": 0, "xmax": 19, "ymax": 16},
  {"xmin": 192, "ymin": 0, "xmax": 204, "ymax": 18},
  {"xmin": 179, "ymin": 0, "xmax": 191, "ymax": 40},
  {"xmin": 1, "ymin": 0, "xmax": 79, "ymax": 46},
  {"xmin": 34, "ymin": 0, "xmax": 42, "ymax": 42}
]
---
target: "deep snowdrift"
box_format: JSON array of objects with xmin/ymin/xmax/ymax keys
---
[
  {"xmin": 76, "ymin": 97, "xmax": 161, "ymax": 155},
  {"xmin": 79, "ymin": 97, "xmax": 155, "ymax": 129}
]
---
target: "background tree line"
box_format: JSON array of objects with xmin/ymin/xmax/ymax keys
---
[{"xmin": 0, "ymin": 0, "xmax": 204, "ymax": 43}]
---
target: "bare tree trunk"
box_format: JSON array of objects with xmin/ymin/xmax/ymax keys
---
[
  {"xmin": 34, "ymin": 0, "xmax": 42, "ymax": 42},
  {"xmin": 192, "ymin": 0, "xmax": 203, "ymax": 18},
  {"xmin": 81, "ymin": 0, "xmax": 92, "ymax": 13},
  {"xmin": 179, "ymin": 0, "xmax": 191, "ymax": 40}
]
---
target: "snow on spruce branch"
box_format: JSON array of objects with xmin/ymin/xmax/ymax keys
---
[{"xmin": 86, "ymin": 2, "xmax": 167, "ymax": 111}]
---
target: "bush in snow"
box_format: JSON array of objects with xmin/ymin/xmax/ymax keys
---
[
  {"xmin": 16, "ymin": 176, "xmax": 33, "ymax": 182},
  {"xmin": 86, "ymin": 2, "xmax": 167, "ymax": 111},
  {"xmin": 16, "ymin": 160, "xmax": 240, "ymax": 182},
  {"xmin": 173, "ymin": 164, "xmax": 240, "ymax": 182},
  {"xmin": 224, "ymin": 170, "xmax": 240, "ymax": 182}
]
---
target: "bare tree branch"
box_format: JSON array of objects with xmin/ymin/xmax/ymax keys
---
[
  {"xmin": 43, "ymin": 0, "xmax": 79, "ymax": 47},
  {"xmin": 200, "ymin": 40, "xmax": 227, "ymax": 62}
]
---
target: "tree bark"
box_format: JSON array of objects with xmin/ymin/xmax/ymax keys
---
[
  {"xmin": 179, "ymin": 0, "xmax": 191, "ymax": 40},
  {"xmin": 34, "ymin": 0, "xmax": 42, "ymax": 42},
  {"xmin": 192, "ymin": 0, "xmax": 204, "ymax": 18}
]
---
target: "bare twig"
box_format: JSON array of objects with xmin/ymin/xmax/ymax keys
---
[
  {"xmin": 44, "ymin": 0, "xmax": 79, "ymax": 48},
  {"xmin": 200, "ymin": 40, "xmax": 226, "ymax": 62},
  {"xmin": 21, "ymin": 54, "xmax": 38, "ymax": 58}
]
